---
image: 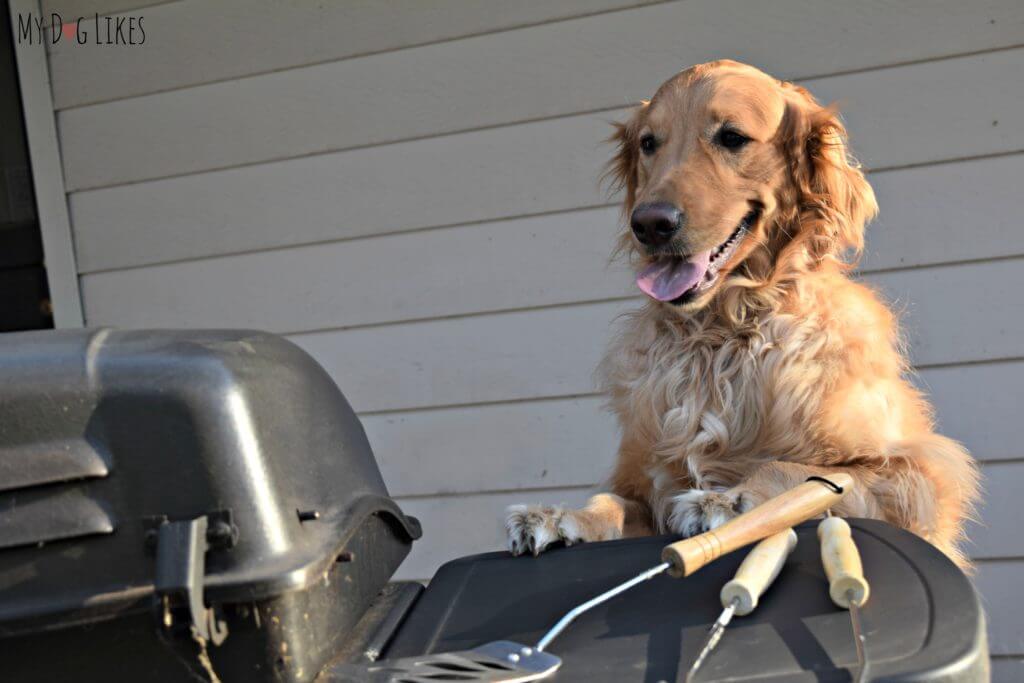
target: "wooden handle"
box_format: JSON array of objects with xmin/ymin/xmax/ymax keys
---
[
  {"xmin": 661, "ymin": 473, "xmax": 851, "ymax": 577},
  {"xmin": 720, "ymin": 529, "xmax": 798, "ymax": 616},
  {"xmin": 818, "ymin": 516, "xmax": 869, "ymax": 608}
]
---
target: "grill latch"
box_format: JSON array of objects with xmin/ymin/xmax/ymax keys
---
[{"xmin": 148, "ymin": 511, "xmax": 236, "ymax": 645}]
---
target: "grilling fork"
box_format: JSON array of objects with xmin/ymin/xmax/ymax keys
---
[
  {"xmin": 685, "ymin": 528, "xmax": 799, "ymax": 681},
  {"xmin": 819, "ymin": 513, "xmax": 871, "ymax": 683}
]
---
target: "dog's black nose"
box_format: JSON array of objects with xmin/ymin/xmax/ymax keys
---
[{"xmin": 631, "ymin": 202, "xmax": 683, "ymax": 247}]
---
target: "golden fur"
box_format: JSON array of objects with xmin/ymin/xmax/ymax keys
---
[{"xmin": 507, "ymin": 60, "xmax": 979, "ymax": 567}]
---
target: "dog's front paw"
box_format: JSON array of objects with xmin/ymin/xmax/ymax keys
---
[
  {"xmin": 666, "ymin": 489, "xmax": 751, "ymax": 537},
  {"xmin": 506, "ymin": 504, "xmax": 566, "ymax": 556},
  {"xmin": 505, "ymin": 504, "xmax": 608, "ymax": 556}
]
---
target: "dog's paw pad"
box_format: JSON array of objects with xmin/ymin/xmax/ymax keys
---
[{"xmin": 505, "ymin": 504, "xmax": 564, "ymax": 556}]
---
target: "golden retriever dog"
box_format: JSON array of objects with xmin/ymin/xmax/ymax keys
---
[{"xmin": 506, "ymin": 60, "xmax": 979, "ymax": 568}]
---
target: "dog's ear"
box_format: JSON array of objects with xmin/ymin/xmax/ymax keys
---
[
  {"xmin": 604, "ymin": 103, "xmax": 648, "ymax": 215},
  {"xmin": 780, "ymin": 88, "xmax": 878, "ymax": 262}
]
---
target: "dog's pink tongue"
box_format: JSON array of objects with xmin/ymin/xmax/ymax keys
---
[{"xmin": 636, "ymin": 252, "xmax": 712, "ymax": 301}]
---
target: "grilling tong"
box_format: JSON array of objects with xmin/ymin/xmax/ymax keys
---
[{"xmin": 330, "ymin": 473, "xmax": 855, "ymax": 682}]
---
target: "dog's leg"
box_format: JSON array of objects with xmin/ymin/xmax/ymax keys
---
[
  {"xmin": 666, "ymin": 488, "xmax": 755, "ymax": 537},
  {"xmin": 872, "ymin": 435, "xmax": 979, "ymax": 569},
  {"xmin": 669, "ymin": 452, "xmax": 977, "ymax": 569},
  {"xmin": 506, "ymin": 493, "xmax": 651, "ymax": 556},
  {"xmin": 665, "ymin": 462, "xmax": 880, "ymax": 537}
]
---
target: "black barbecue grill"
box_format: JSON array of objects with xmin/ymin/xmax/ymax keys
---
[{"xmin": 0, "ymin": 329, "xmax": 988, "ymax": 682}]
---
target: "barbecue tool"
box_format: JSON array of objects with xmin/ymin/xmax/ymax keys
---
[
  {"xmin": 819, "ymin": 514, "xmax": 871, "ymax": 683},
  {"xmin": 334, "ymin": 474, "xmax": 851, "ymax": 682},
  {"xmin": 685, "ymin": 528, "xmax": 799, "ymax": 682},
  {"xmin": 533, "ymin": 474, "xmax": 850, "ymax": 655}
]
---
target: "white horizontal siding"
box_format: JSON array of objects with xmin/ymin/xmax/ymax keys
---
[
  {"xmin": 921, "ymin": 361, "xmax": 1024, "ymax": 463},
  {"xmin": 968, "ymin": 461, "xmax": 1024, "ymax": 559},
  {"xmin": 45, "ymin": 0, "xmax": 662, "ymax": 109},
  {"xmin": 288, "ymin": 260, "xmax": 1022, "ymax": 414},
  {"xmin": 872, "ymin": 259, "xmax": 1024, "ymax": 367},
  {"xmin": 991, "ymin": 657, "xmax": 1024, "ymax": 683},
  {"xmin": 79, "ymin": 205, "xmax": 632, "ymax": 330},
  {"xmin": 976, "ymin": 561, "xmax": 1024, "ymax": 657},
  {"xmin": 41, "ymin": 0, "xmax": 174, "ymax": 17},
  {"xmin": 70, "ymin": 48, "xmax": 1024, "ymax": 272},
  {"xmin": 365, "ymin": 396, "xmax": 618, "ymax": 497},
  {"xmin": 867, "ymin": 153, "xmax": 1023, "ymax": 270},
  {"xmin": 364, "ymin": 361, "xmax": 1024, "ymax": 499},
  {"xmin": 78, "ymin": 153, "xmax": 1024, "ymax": 332},
  {"xmin": 293, "ymin": 300, "xmax": 627, "ymax": 414},
  {"xmin": 56, "ymin": 0, "xmax": 1024, "ymax": 191},
  {"xmin": 69, "ymin": 113, "xmax": 612, "ymax": 273}
]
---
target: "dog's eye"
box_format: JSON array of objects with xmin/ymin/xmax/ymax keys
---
[
  {"xmin": 639, "ymin": 134, "xmax": 659, "ymax": 156},
  {"xmin": 716, "ymin": 128, "xmax": 750, "ymax": 151}
]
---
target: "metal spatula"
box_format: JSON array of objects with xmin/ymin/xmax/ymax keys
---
[
  {"xmin": 324, "ymin": 556, "xmax": 678, "ymax": 682},
  {"xmin": 328, "ymin": 641, "xmax": 562, "ymax": 682},
  {"xmin": 324, "ymin": 474, "xmax": 850, "ymax": 683}
]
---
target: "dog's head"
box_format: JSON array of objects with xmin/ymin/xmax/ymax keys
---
[{"xmin": 608, "ymin": 60, "xmax": 877, "ymax": 314}]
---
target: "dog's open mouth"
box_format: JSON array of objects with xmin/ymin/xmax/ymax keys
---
[{"xmin": 636, "ymin": 210, "xmax": 758, "ymax": 304}]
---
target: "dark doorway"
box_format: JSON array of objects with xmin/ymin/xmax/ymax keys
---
[{"xmin": 0, "ymin": 0, "xmax": 53, "ymax": 332}]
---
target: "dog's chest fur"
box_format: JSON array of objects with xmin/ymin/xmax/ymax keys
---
[{"xmin": 602, "ymin": 304, "xmax": 831, "ymax": 495}]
